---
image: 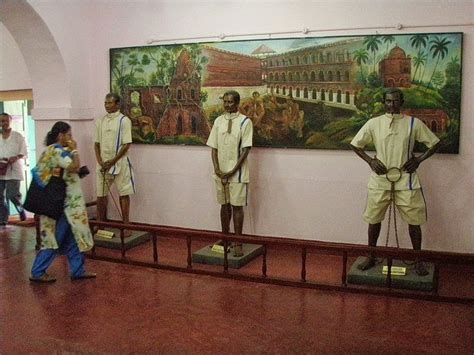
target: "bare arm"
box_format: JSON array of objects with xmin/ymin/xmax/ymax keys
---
[
  {"xmin": 402, "ymin": 142, "xmax": 440, "ymax": 173},
  {"xmin": 94, "ymin": 142, "xmax": 103, "ymax": 167},
  {"xmin": 350, "ymin": 144, "xmax": 387, "ymax": 175},
  {"xmin": 7, "ymin": 154, "xmax": 24, "ymax": 164},
  {"xmin": 211, "ymin": 148, "xmax": 223, "ymax": 178},
  {"xmin": 66, "ymin": 139, "xmax": 80, "ymax": 173}
]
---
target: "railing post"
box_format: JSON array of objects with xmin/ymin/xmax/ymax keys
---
[
  {"xmin": 223, "ymin": 239, "xmax": 229, "ymax": 273},
  {"xmin": 342, "ymin": 251, "xmax": 348, "ymax": 286},
  {"xmin": 120, "ymin": 229, "xmax": 125, "ymax": 258},
  {"xmin": 152, "ymin": 233, "xmax": 158, "ymax": 263},
  {"xmin": 186, "ymin": 235, "xmax": 192, "ymax": 269},
  {"xmin": 386, "ymin": 257, "xmax": 392, "ymax": 289},
  {"xmin": 432, "ymin": 262, "xmax": 439, "ymax": 295},
  {"xmin": 301, "ymin": 247, "xmax": 307, "ymax": 282},
  {"xmin": 262, "ymin": 245, "xmax": 267, "ymax": 277}
]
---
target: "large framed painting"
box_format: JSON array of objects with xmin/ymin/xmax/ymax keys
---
[{"xmin": 110, "ymin": 32, "xmax": 462, "ymax": 153}]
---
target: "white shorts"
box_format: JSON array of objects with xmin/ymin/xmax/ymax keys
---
[
  {"xmin": 363, "ymin": 188, "xmax": 427, "ymax": 225},
  {"xmin": 214, "ymin": 180, "xmax": 248, "ymax": 206},
  {"xmin": 96, "ymin": 158, "xmax": 135, "ymax": 197}
]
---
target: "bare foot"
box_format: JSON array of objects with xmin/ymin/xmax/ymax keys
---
[
  {"xmin": 414, "ymin": 261, "xmax": 429, "ymax": 276},
  {"xmin": 233, "ymin": 243, "xmax": 244, "ymax": 257},
  {"xmin": 357, "ymin": 256, "xmax": 376, "ymax": 271}
]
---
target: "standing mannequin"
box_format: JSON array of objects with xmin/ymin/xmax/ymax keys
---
[
  {"xmin": 207, "ymin": 90, "xmax": 253, "ymax": 257},
  {"xmin": 94, "ymin": 93, "xmax": 135, "ymax": 236},
  {"xmin": 350, "ymin": 88, "xmax": 439, "ymax": 276}
]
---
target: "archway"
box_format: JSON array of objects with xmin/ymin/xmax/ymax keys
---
[
  {"xmin": 0, "ymin": 0, "xmax": 70, "ymax": 113},
  {"xmin": 0, "ymin": 0, "xmax": 72, "ymax": 155}
]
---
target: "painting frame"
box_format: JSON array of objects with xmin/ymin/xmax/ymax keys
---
[{"xmin": 110, "ymin": 31, "xmax": 463, "ymax": 154}]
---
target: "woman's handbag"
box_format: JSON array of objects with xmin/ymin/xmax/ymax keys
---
[{"xmin": 23, "ymin": 170, "xmax": 66, "ymax": 220}]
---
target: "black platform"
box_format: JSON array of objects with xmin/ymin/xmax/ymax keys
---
[
  {"xmin": 93, "ymin": 228, "xmax": 150, "ymax": 250},
  {"xmin": 347, "ymin": 256, "xmax": 435, "ymax": 291},
  {"xmin": 192, "ymin": 243, "xmax": 264, "ymax": 269}
]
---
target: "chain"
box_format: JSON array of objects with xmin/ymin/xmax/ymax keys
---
[
  {"xmin": 384, "ymin": 167, "xmax": 415, "ymax": 266},
  {"xmin": 385, "ymin": 181, "xmax": 400, "ymax": 248}
]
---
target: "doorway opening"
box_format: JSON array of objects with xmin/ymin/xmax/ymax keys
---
[{"xmin": 0, "ymin": 93, "xmax": 36, "ymax": 218}]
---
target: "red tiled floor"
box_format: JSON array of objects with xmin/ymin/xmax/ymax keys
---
[{"xmin": 1, "ymin": 225, "xmax": 473, "ymax": 353}]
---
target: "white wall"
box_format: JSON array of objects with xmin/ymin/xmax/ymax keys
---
[
  {"xmin": 2, "ymin": 0, "xmax": 473, "ymax": 253},
  {"xmin": 0, "ymin": 23, "xmax": 31, "ymax": 91}
]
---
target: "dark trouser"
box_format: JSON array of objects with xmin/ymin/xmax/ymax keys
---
[
  {"xmin": 0, "ymin": 179, "xmax": 23, "ymax": 224},
  {"xmin": 31, "ymin": 214, "xmax": 85, "ymax": 278}
]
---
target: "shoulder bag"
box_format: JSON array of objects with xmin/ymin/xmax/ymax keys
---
[{"xmin": 23, "ymin": 169, "xmax": 66, "ymax": 220}]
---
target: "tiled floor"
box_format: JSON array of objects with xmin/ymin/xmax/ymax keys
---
[{"xmin": 1, "ymin": 225, "xmax": 473, "ymax": 353}]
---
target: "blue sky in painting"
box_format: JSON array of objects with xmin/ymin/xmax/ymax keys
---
[{"xmin": 205, "ymin": 36, "xmax": 345, "ymax": 55}]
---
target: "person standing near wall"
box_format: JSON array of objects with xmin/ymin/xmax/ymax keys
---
[
  {"xmin": 0, "ymin": 112, "xmax": 27, "ymax": 227},
  {"xmin": 207, "ymin": 90, "xmax": 253, "ymax": 257},
  {"xmin": 350, "ymin": 88, "xmax": 440, "ymax": 276},
  {"xmin": 94, "ymin": 93, "xmax": 135, "ymax": 237}
]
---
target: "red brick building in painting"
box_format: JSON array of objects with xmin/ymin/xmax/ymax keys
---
[
  {"xmin": 262, "ymin": 38, "xmax": 361, "ymax": 107},
  {"xmin": 124, "ymin": 48, "xmax": 210, "ymax": 140},
  {"xmin": 379, "ymin": 46, "xmax": 411, "ymax": 88},
  {"xmin": 201, "ymin": 46, "xmax": 263, "ymax": 87},
  {"xmin": 402, "ymin": 108, "xmax": 448, "ymax": 133},
  {"xmin": 156, "ymin": 49, "xmax": 209, "ymax": 138}
]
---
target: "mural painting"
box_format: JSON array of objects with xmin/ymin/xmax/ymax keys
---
[{"xmin": 110, "ymin": 32, "xmax": 462, "ymax": 153}]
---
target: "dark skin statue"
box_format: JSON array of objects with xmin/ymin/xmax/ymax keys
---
[
  {"xmin": 94, "ymin": 96, "xmax": 132, "ymax": 237},
  {"xmin": 350, "ymin": 92, "xmax": 439, "ymax": 276},
  {"xmin": 211, "ymin": 94, "xmax": 250, "ymax": 257}
]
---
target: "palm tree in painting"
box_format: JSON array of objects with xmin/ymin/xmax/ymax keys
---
[
  {"xmin": 427, "ymin": 35, "xmax": 451, "ymax": 89},
  {"xmin": 409, "ymin": 34, "xmax": 429, "ymax": 84},
  {"xmin": 449, "ymin": 55, "xmax": 460, "ymax": 66},
  {"xmin": 382, "ymin": 35, "xmax": 395, "ymax": 56},
  {"xmin": 412, "ymin": 51, "xmax": 427, "ymax": 83},
  {"xmin": 352, "ymin": 48, "xmax": 369, "ymax": 83},
  {"xmin": 363, "ymin": 36, "xmax": 382, "ymax": 73}
]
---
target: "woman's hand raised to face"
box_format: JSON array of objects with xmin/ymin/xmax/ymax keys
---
[{"xmin": 67, "ymin": 139, "xmax": 77, "ymax": 151}]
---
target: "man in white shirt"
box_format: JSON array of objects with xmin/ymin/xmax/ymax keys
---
[
  {"xmin": 207, "ymin": 90, "xmax": 253, "ymax": 257},
  {"xmin": 0, "ymin": 113, "xmax": 27, "ymax": 227},
  {"xmin": 94, "ymin": 93, "xmax": 135, "ymax": 236},
  {"xmin": 350, "ymin": 88, "xmax": 439, "ymax": 276}
]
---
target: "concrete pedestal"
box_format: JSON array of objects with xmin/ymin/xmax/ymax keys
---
[
  {"xmin": 192, "ymin": 243, "xmax": 263, "ymax": 269},
  {"xmin": 93, "ymin": 228, "xmax": 150, "ymax": 250},
  {"xmin": 347, "ymin": 256, "xmax": 435, "ymax": 291}
]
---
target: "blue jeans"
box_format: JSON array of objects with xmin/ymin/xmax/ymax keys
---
[
  {"xmin": 0, "ymin": 179, "xmax": 23, "ymax": 224},
  {"xmin": 31, "ymin": 215, "xmax": 86, "ymax": 278}
]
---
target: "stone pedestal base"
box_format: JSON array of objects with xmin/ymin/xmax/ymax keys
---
[
  {"xmin": 347, "ymin": 256, "xmax": 435, "ymax": 291},
  {"xmin": 192, "ymin": 243, "xmax": 263, "ymax": 269},
  {"xmin": 94, "ymin": 228, "xmax": 150, "ymax": 250}
]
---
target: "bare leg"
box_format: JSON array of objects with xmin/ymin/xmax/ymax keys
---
[
  {"xmin": 232, "ymin": 205, "xmax": 244, "ymax": 257},
  {"xmin": 357, "ymin": 223, "xmax": 381, "ymax": 271},
  {"xmin": 408, "ymin": 224, "xmax": 422, "ymax": 250},
  {"xmin": 409, "ymin": 224, "xmax": 428, "ymax": 276},
  {"xmin": 119, "ymin": 195, "xmax": 131, "ymax": 237}
]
